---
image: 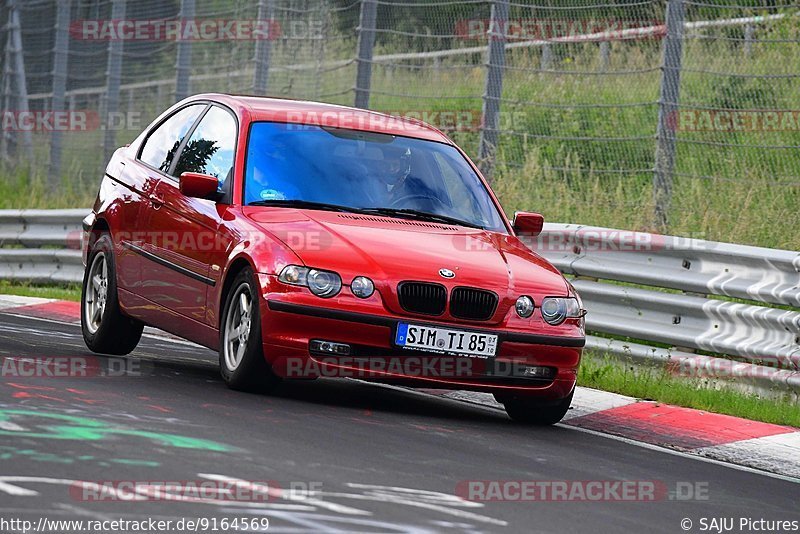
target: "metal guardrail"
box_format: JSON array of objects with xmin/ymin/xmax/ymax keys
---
[
  {"xmin": 0, "ymin": 211, "xmax": 798, "ymax": 396},
  {"xmin": 0, "ymin": 209, "xmax": 85, "ymax": 284},
  {"xmin": 526, "ymin": 224, "xmax": 800, "ymax": 397}
]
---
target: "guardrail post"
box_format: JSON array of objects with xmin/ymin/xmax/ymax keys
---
[
  {"xmin": 175, "ymin": 0, "xmax": 195, "ymax": 101},
  {"xmin": 49, "ymin": 0, "xmax": 71, "ymax": 192},
  {"xmin": 102, "ymin": 0, "xmax": 125, "ymax": 166},
  {"xmin": 354, "ymin": 0, "xmax": 377, "ymax": 109},
  {"xmin": 653, "ymin": 0, "xmax": 685, "ymax": 231},
  {"xmin": 253, "ymin": 0, "xmax": 275, "ymax": 95},
  {"xmin": 477, "ymin": 0, "xmax": 509, "ymax": 180}
]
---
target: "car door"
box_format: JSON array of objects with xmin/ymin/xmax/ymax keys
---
[
  {"xmin": 139, "ymin": 104, "xmax": 238, "ymax": 329},
  {"xmin": 121, "ymin": 104, "xmax": 207, "ymax": 293}
]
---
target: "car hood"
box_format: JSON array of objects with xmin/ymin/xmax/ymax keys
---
[{"xmin": 247, "ymin": 207, "xmax": 568, "ymax": 297}]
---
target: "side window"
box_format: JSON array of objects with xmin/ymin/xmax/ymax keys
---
[
  {"xmin": 173, "ymin": 106, "xmax": 237, "ymax": 189},
  {"xmin": 139, "ymin": 105, "xmax": 205, "ymax": 173}
]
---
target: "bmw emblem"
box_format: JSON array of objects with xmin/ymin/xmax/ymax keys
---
[{"xmin": 439, "ymin": 268, "xmax": 456, "ymax": 279}]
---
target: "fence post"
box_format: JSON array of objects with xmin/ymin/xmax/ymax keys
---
[
  {"xmin": 354, "ymin": 0, "xmax": 377, "ymax": 109},
  {"xmin": 743, "ymin": 23, "xmax": 754, "ymax": 57},
  {"xmin": 0, "ymin": 1, "xmax": 15, "ymax": 162},
  {"xmin": 653, "ymin": 0, "xmax": 685, "ymax": 231},
  {"xmin": 49, "ymin": 0, "xmax": 71, "ymax": 191},
  {"xmin": 253, "ymin": 0, "xmax": 275, "ymax": 95},
  {"xmin": 102, "ymin": 0, "xmax": 125, "ymax": 165},
  {"xmin": 541, "ymin": 43, "xmax": 552, "ymax": 70},
  {"xmin": 175, "ymin": 0, "xmax": 195, "ymax": 101},
  {"xmin": 477, "ymin": 0, "xmax": 508, "ymax": 180},
  {"xmin": 598, "ymin": 41, "xmax": 610, "ymax": 71}
]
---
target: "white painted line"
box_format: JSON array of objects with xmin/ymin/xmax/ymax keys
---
[
  {"xmin": 695, "ymin": 432, "xmax": 800, "ymax": 480},
  {"xmin": 397, "ymin": 385, "xmax": 800, "ymax": 484},
  {"xmin": 565, "ymin": 387, "xmax": 638, "ymax": 420},
  {"xmin": 0, "ymin": 295, "xmax": 55, "ymax": 310},
  {"xmin": 565, "ymin": 425, "xmax": 800, "ymax": 485},
  {"xmin": 0, "ymin": 309, "xmax": 206, "ymax": 349}
]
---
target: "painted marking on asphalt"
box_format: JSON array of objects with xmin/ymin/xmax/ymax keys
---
[
  {"xmin": 695, "ymin": 432, "xmax": 800, "ymax": 479},
  {"xmin": 566, "ymin": 401, "xmax": 796, "ymax": 449},
  {"xmin": 0, "ymin": 480, "xmax": 39, "ymax": 496},
  {"xmin": 10, "ymin": 301, "xmax": 81, "ymax": 323},
  {"xmin": 198, "ymin": 474, "xmax": 371, "ymax": 516}
]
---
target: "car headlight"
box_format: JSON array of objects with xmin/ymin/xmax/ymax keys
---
[
  {"xmin": 279, "ymin": 265, "xmax": 341, "ymax": 298},
  {"xmin": 515, "ymin": 295, "xmax": 535, "ymax": 318},
  {"xmin": 350, "ymin": 276, "xmax": 374, "ymax": 298},
  {"xmin": 306, "ymin": 269, "xmax": 342, "ymax": 298},
  {"xmin": 540, "ymin": 297, "xmax": 581, "ymax": 325},
  {"xmin": 279, "ymin": 265, "xmax": 308, "ymax": 286}
]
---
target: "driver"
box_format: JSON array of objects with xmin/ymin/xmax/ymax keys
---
[{"xmin": 382, "ymin": 146, "xmax": 412, "ymax": 194}]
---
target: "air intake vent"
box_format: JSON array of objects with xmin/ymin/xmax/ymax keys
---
[
  {"xmin": 450, "ymin": 287, "xmax": 499, "ymax": 321},
  {"xmin": 337, "ymin": 214, "xmax": 456, "ymax": 231},
  {"xmin": 397, "ymin": 282, "xmax": 447, "ymax": 316}
]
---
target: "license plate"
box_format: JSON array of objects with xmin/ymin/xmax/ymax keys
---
[{"xmin": 395, "ymin": 323, "xmax": 498, "ymax": 358}]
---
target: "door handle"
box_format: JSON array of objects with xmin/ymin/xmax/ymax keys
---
[{"xmin": 149, "ymin": 193, "xmax": 164, "ymax": 209}]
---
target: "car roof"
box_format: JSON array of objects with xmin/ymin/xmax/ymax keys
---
[{"xmin": 191, "ymin": 93, "xmax": 453, "ymax": 144}]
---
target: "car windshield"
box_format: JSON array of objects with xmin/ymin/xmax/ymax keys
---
[{"xmin": 244, "ymin": 122, "xmax": 507, "ymax": 232}]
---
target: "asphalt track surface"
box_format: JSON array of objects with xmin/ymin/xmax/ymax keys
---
[{"xmin": 0, "ymin": 311, "xmax": 798, "ymax": 534}]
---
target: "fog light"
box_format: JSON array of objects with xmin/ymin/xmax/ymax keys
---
[
  {"xmin": 515, "ymin": 296, "xmax": 535, "ymax": 318},
  {"xmin": 521, "ymin": 366, "xmax": 554, "ymax": 378},
  {"xmin": 310, "ymin": 339, "xmax": 351, "ymax": 355},
  {"xmin": 350, "ymin": 276, "xmax": 374, "ymax": 298}
]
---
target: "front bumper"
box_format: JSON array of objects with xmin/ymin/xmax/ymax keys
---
[{"xmin": 260, "ymin": 288, "xmax": 583, "ymax": 400}]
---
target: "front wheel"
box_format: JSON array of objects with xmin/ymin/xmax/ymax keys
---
[
  {"xmin": 81, "ymin": 233, "xmax": 144, "ymax": 355},
  {"xmin": 219, "ymin": 268, "xmax": 281, "ymax": 393},
  {"xmin": 497, "ymin": 391, "xmax": 574, "ymax": 425}
]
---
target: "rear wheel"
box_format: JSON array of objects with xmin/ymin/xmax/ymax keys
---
[
  {"xmin": 81, "ymin": 234, "xmax": 144, "ymax": 355},
  {"xmin": 219, "ymin": 268, "xmax": 281, "ymax": 393},
  {"xmin": 497, "ymin": 391, "xmax": 574, "ymax": 425}
]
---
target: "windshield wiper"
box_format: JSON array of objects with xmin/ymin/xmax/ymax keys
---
[
  {"xmin": 249, "ymin": 199, "xmax": 367, "ymax": 214},
  {"xmin": 360, "ymin": 208, "xmax": 484, "ymax": 230}
]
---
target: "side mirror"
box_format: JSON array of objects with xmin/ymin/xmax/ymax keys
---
[
  {"xmin": 512, "ymin": 212, "xmax": 544, "ymax": 237},
  {"xmin": 179, "ymin": 172, "xmax": 219, "ymax": 200}
]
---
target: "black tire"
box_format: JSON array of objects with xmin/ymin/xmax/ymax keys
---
[
  {"xmin": 497, "ymin": 391, "xmax": 574, "ymax": 425},
  {"xmin": 81, "ymin": 233, "xmax": 144, "ymax": 355},
  {"xmin": 219, "ymin": 268, "xmax": 281, "ymax": 393}
]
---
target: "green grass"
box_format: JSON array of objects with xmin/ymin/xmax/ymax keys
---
[
  {"xmin": 579, "ymin": 351, "xmax": 800, "ymax": 428},
  {"xmin": 0, "ymin": 280, "xmax": 82, "ymax": 302},
  {"xmin": 4, "ymin": 33, "xmax": 800, "ymax": 249},
  {"xmin": 0, "ymin": 166, "xmax": 96, "ymax": 210}
]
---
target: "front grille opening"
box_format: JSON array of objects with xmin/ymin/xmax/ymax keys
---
[
  {"xmin": 397, "ymin": 282, "xmax": 447, "ymax": 316},
  {"xmin": 450, "ymin": 287, "xmax": 499, "ymax": 321}
]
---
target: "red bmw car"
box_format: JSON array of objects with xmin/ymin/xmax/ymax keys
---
[{"xmin": 81, "ymin": 93, "xmax": 585, "ymax": 424}]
